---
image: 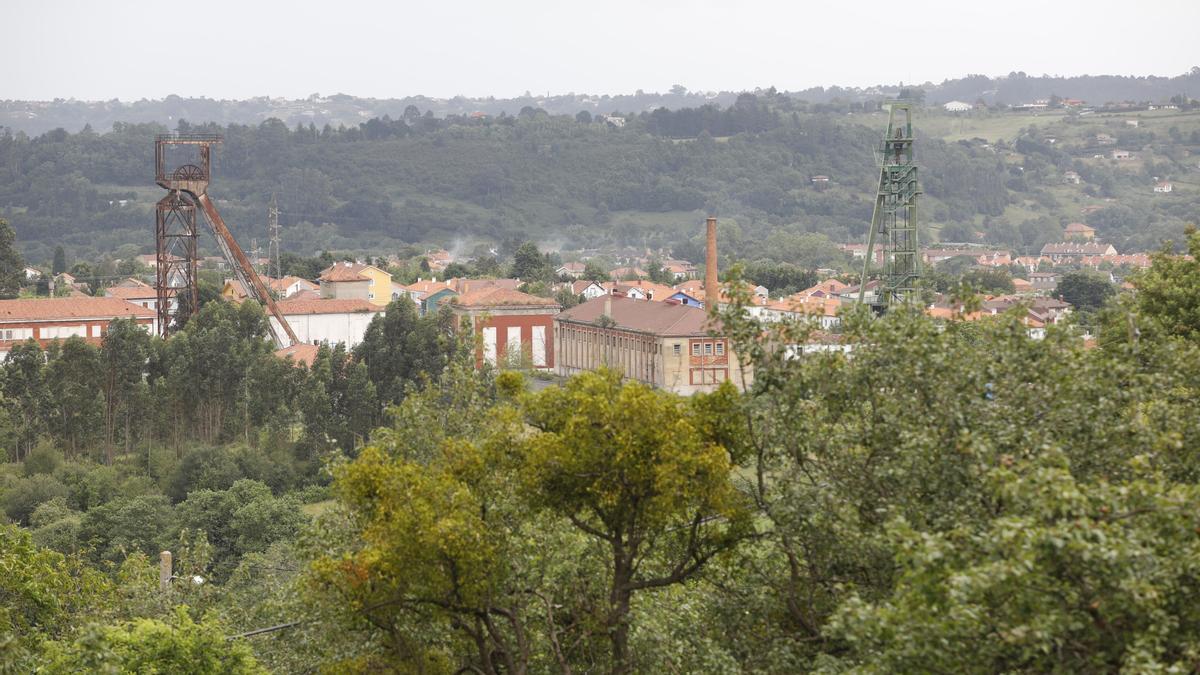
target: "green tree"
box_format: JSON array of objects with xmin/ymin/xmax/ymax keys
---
[
  {"xmin": 176, "ymin": 480, "xmax": 305, "ymax": 579},
  {"xmin": 1126, "ymin": 229, "xmax": 1200, "ymax": 341},
  {"xmin": 510, "ymin": 241, "xmax": 551, "ymax": 282},
  {"xmin": 582, "ymin": 259, "xmax": 610, "ymax": 282},
  {"xmin": 307, "ymin": 366, "xmax": 596, "ymax": 673},
  {"xmin": 51, "ymin": 246, "xmax": 66, "ymax": 275},
  {"xmin": 0, "ymin": 218, "xmax": 24, "ymax": 299},
  {"xmin": 100, "ymin": 318, "xmax": 152, "ymax": 459},
  {"xmin": 518, "ymin": 370, "xmax": 751, "ymax": 673},
  {"xmin": 0, "ymin": 524, "xmax": 110, "ymax": 670},
  {"xmin": 300, "ymin": 343, "xmax": 377, "ymax": 455},
  {"xmin": 823, "ymin": 453, "xmax": 1200, "ymax": 673},
  {"xmin": 3, "ymin": 339, "xmax": 49, "ymax": 460},
  {"xmin": 79, "ymin": 494, "xmax": 176, "ymax": 563},
  {"xmin": 40, "ymin": 608, "xmax": 265, "ymax": 674},
  {"xmin": 43, "ymin": 337, "xmax": 103, "ymax": 459},
  {"xmin": 1056, "ymin": 269, "xmax": 1114, "ymax": 312}
]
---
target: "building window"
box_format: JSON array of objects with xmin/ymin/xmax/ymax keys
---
[
  {"xmin": 704, "ymin": 342, "xmax": 713, "ymax": 355},
  {"xmin": 673, "ymin": 343, "xmax": 681, "ymax": 355},
  {"xmin": 368, "ymin": 292, "xmax": 374, "ymax": 299},
  {"xmin": 691, "ymin": 343, "xmax": 701, "ymax": 356},
  {"xmin": 715, "ymin": 342, "xmax": 725, "ymax": 356}
]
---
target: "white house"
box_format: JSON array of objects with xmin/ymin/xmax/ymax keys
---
[
  {"xmin": 1154, "ymin": 181, "xmax": 1173, "ymax": 193},
  {"xmin": 269, "ymin": 298, "xmax": 383, "ymax": 349},
  {"xmin": 570, "ymin": 280, "xmax": 607, "ymax": 300},
  {"xmin": 556, "ymin": 262, "xmax": 587, "ymax": 279},
  {"xmin": 104, "ymin": 279, "xmax": 171, "ymax": 334}
]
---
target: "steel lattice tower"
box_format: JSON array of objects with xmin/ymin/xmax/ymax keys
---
[
  {"xmin": 154, "ymin": 193, "xmax": 199, "ymax": 337},
  {"xmin": 858, "ymin": 103, "xmax": 922, "ymax": 309}
]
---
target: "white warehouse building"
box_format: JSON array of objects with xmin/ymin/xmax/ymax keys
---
[{"xmin": 269, "ymin": 298, "xmax": 383, "ymax": 348}]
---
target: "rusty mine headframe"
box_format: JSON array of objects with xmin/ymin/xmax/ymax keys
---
[{"xmin": 154, "ymin": 135, "xmax": 298, "ymax": 346}]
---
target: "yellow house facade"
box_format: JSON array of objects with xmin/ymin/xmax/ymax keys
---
[{"xmin": 318, "ymin": 262, "xmax": 393, "ymax": 307}]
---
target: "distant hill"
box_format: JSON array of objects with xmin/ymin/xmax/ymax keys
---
[
  {"xmin": 3, "ymin": 91, "xmax": 1198, "ymax": 268},
  {"xmin": 3, "ymin": 70, "xmax": 1199, "ymax": 136}
]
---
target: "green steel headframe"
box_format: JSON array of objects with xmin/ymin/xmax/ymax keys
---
[{"xmin": 857, "ymin": 103, "xmax": 922, "ymax": 309}]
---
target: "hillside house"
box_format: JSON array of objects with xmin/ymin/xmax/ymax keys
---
[
  {"xmin": 1040, "ymin": 242, "xmax": 1118, "ymax": 264},
  {"xmin": 602, "ymin": 280, "xmax": 676, "ymax": 302},
  {"xmin": 0, "ymin": 298, "xmax": 155, "ymax": 361},
  {"xmin": 663, "ymin": 260, "xmax": 696, "ymax": 280},
  {"xmin": 608, "ymin": 266, "xmax": 647, "ymax": 281},
  {"xmin": 1063, "ymin": 170, "xmax": 1081, "ymax": 185},
  {"xmin": 763, "ymin": 294, "xmax": 842, "ymax": 330},
  {"xmin": 1063, "ymin": 222, "xmax": 1096, "ymax": 241},
  {"xmin": 554, "ymin": 294, "xmax": 750, "ymax": 395},
  {"xmin": 1111, "ymin": 149, "xmax": 1133, "ymax": 160},
  {"xmin": 555, "ymin": 262, "xmax": 587, "ymax": 279},
  {"xmin": 398, "ymin": 278, "xmax": 458, "ymax": 315},
  {"xmin": 318, "ymin": 262, "xmax": 392, "ymax": 307},
  {"xmin": 1029, "ymin": 272, "xmax": 1059, "ymax": 292},
  {"xmin": 222, "ymin": 275, "xmax": 317, "ymax": 302},
  {"xmin": 424, "ymin": 249, "xmax": 452, "ymax": 273},
  {"xmin": 570, "ymin": 280, "xmax": 608, "ymax": 300},
  {"xmin": 1154, "ymin": 181, "xmax": 1173, "ymax": 193}
]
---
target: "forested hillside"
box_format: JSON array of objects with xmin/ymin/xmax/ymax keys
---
[{"xmin": 2, "ymin": 92, "xmax": 1199, "ymax": 267}]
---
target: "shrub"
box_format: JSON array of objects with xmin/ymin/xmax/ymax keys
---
[{"xmin": 2, "ymin": 474, "xmax": 69, "ymax": 524}]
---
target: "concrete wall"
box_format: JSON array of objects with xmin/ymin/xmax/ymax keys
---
[
  {"xmin": 271, "ymin": 311, "xmax": 380, "ymax": 348},
  {"xmin": 320, "ymin": 280, "xmax": 370, "ymax": 301}
]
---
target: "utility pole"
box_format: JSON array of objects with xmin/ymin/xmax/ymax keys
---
[
  {"xmin": 268, "ymin": 193, "xmax": 281, "ymax": 281},
  {"xmin": 250, "ymin": 238, "xmax": 261, "ymax": 276}
]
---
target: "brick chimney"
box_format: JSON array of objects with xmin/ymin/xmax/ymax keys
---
[
  {"xmin": 604, "ymin": 293, "xmax": 612, "ymax": 318},
  {"xmin": 705, "ymin": 216, "xmax": 719, "ymax": 306}
]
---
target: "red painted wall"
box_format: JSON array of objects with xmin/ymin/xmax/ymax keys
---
[{"xmin": 472, "ymin": 313, "xmax": 556, "ymax": 369}]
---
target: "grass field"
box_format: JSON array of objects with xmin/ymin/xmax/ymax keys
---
[{"xmin": 846, "ymin": 108, "xmax": 1200, "ymax": 146}]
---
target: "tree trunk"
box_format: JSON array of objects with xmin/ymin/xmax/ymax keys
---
[{"xmin": 609, "ymin": 545, "xmax": 634, "ymax": 675}]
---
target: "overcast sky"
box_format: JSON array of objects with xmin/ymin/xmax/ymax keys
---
[{"xmin": 6, "ymin": 0, "xmax": 1198, "ymax": 101}]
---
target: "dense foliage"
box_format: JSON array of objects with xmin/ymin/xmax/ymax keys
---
[{"xmin": 4, "ymin": 221, "xmax": 1200, "ymax": 671}]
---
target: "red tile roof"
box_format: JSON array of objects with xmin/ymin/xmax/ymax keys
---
[
  {"xmin": 0, "ymin": 298, "xmax": 155, "ymax": 321},
  {"xmin": 318, "ymin": 262, "xmax": 373, "ymax": 282},
  {"xmin": 275, "ymin": 343, "xmax": 320, "ymax": 367},
  {"xmin": 275, "ymin": 298, "xmax": 383, "ymax": 315},
  {"xmin": 104, "ymin": 285, "xmax": 158, "ymax": 300},
  {"xmin": 448, "ymin": 278, "xmax": 523, "ymax": 293},
  {"xmin": 556, "ymin": 295, "xmax": 717, "ymax": 336},
  {"xmin": 453, "ymin": 287, "xmax": 560, "ymax": 309},
  {"xmin": 403, "ymin": 279, "xmax": 456, "ymax": 298}
]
